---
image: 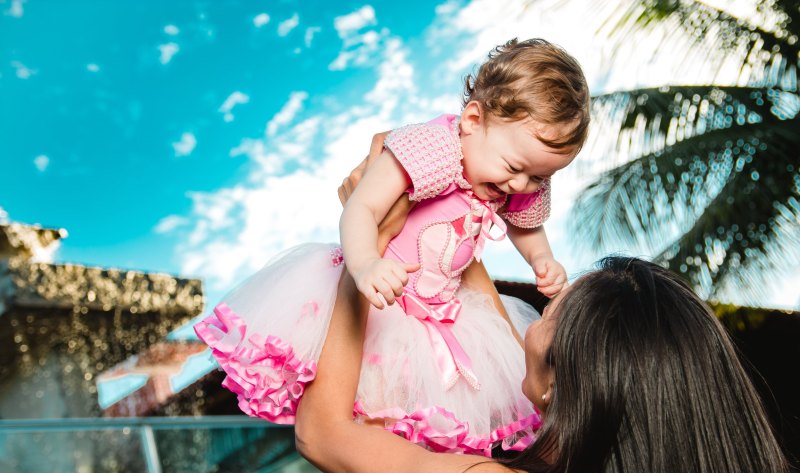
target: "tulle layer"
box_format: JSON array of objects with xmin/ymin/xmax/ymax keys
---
[
  {"xmin": 355, "ymin": 402, "xmax": 541, "ymax": 457},
  {"xmin": 194, "ymin": 243, "xmax": 345, "ymax": 423},
  {"xmin": 356, "ymin": 287, "xmax": 541, "ymax": 455},
  {"xmin": 195, "ymin": 303, "xmax": 317, "ymax": 423},
  {"xmin": 194, "ymin": 242, "xmax": 543, "ymax": 455}
]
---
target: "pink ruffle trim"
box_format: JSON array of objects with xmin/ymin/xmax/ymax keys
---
[
  {"xmin": 354, "ymin": 402, "xmax": 541, "ymax": 457},
  {"xmin": 194, "ymin": 303, "xmax": 316, "ymax": 424}
]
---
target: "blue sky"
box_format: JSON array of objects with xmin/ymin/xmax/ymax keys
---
[{"xmin": 2, "ymin": 0, "xmax": 798, "ymax": 313}]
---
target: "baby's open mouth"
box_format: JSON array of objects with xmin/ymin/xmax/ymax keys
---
[{"xmin": 487, "ymin": 183, "xmax": 506, "ymax": 200}]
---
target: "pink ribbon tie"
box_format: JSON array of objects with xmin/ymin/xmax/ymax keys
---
[
  {"xmin": 397, "ymin": 293, "xmax": 480, "ymax": 391},
  {"xmin": 473, "ymin": 203, "xmax": 507, "ymax": 262}
]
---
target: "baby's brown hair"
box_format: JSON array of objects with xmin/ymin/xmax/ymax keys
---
[{"xmin": 463, "ymin": 38, "xmax": 590, "ymax": 150}]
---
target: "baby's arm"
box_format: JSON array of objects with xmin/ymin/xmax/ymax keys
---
[
  {"xmin": 506, "ymin": 224, "xmax": 567, "ymax": 297},
  {"xmin": 340, "ymin": 149, "xmax": 419, "ymax": 309}
]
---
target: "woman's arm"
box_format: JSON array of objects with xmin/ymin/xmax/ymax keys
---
[
  {"xmin": 294, "ymin": 134, "xmax": 512, "ymax": 472},
  {"xmin": 461, "ymin": 261, "xmax": 523, "ymax": 347},
  {"xmin": 294, "ymin": 272, "xmax": 510, "ymax": 473}
]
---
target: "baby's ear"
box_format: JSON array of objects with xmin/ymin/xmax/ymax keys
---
[{"xmin": 460, "ymin": 101, "xmax": 484, "ymax": 135}]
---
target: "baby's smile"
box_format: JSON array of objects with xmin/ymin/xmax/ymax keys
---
[{"xmin": 484, "ymin": 182, "xmax": 507, "ymax": 201}]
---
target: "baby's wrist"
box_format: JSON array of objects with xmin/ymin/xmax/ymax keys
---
[{"xmin": 348, "ymin": 255, "xmax": 380, "ymax": 276}]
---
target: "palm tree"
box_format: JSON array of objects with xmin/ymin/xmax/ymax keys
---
[{"xmin": 572, "ymin": 0, "xmax": 800, "ymax": 303}]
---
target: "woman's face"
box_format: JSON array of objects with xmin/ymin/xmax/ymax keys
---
[{"xmin": 522, "ymin": 286, "xmax": 569, "ymax": 411}]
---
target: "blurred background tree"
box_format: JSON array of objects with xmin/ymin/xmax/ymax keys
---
[{"xmin": 572, "ymin": 0, "xmax": 799, "ymax": 304}]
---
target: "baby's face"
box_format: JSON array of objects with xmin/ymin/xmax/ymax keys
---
[{"xmin": 460, "ymin": 115, "xmax": 578, "ymax": 201}]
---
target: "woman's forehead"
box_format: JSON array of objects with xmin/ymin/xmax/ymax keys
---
[{"xmin": 542, "ymin": 282, "xmax": 574, "ymax": 319}]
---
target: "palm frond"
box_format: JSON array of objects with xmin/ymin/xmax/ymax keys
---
[
  {"xmin": 589, "ymin": 85, "xmax": 798, "ymax": 170},
  {"xmin": 572, "ymin": 116, "xmax": 799, "ymax": 303},
  {"xmin": 573, "ymin": 124, "xmax": 763, "ymax": 249},
  {"xmin": 600, "ymin": 0, "xmax": 798, "ymax": 89}
]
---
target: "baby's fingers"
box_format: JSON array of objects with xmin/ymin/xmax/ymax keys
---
[
  {"xmin": 537, "ymin": 284, "xmax": 560, "ymax": 298},
  {"xmin": 357, "ymin": 280, "xmax": 385, "ymax": 309},
  {"xmin": 532, "ymin": 259, "xmax": 549, "ymax": 278},
  {"xmin": 538, "ymin": 278, "xmax": 567, "ymax": 297},
  {"xmin": 365, "ymin": 288, "xmax": 385, "ymax": 310},
  {"xmin": 536, "ymin": 269, "xmax": 557, "ymax": 287},
  {"xmin": 373, "ymin": 278, "xmax": 398, "ymax": 306}
]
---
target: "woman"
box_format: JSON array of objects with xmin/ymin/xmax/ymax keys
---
[{"xmin": 293, "ymin": 140, "xmax": 790, "ymax": 472}]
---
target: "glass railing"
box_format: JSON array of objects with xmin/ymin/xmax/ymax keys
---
[{"xmin": 0, "ymin": 416, "xmax": 319, "ymax": 473}]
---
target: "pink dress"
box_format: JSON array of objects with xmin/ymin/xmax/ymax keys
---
[{"xmin": 195, "ymin": 114, "xmax": 551, "ymax": 456}]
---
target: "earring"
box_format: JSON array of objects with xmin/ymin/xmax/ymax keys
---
[{"xmin": 541, "ymin": 393, "xmax": 548, "ymax": 402}]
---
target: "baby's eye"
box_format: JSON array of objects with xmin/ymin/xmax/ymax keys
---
[{"xmin": 507, "ymin": 165, "xmax": 521, "ymax": 173}]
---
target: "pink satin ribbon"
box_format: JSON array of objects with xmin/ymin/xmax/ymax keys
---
[
  {"xmin": 472, "ymin": 199, "xmax": 507, "ymax": 262},
  {"xmin": 397, "ymin": 292, "xmax": 480, "ymax": 391},
  {"xmin": 353, "ymin": 401, "xmax": 541, "ymax": 457}
]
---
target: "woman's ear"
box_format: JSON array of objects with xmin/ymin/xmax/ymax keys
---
[{"xmin": 460, "ymin": 101, "xmax": 483, "ymax": 136}]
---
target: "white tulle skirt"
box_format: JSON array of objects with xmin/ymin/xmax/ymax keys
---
[{"xmin": 195, "ymin": 243, "xmax": 541, "ymax": 456}]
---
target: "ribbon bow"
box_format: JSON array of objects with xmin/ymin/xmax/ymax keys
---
[
  {"xmin": 472, "ymin": 201, "xmax": 507, "ymax": 262},
  {"xmin": 397, "ymin": 293, "xmax": 480, "ymax": 391}
]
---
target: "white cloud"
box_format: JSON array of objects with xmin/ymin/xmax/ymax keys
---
[
  {"xmin": 164, "ymin": 24, "xmax": 180, "ymax": 35},
  {"xmin": 304, "ymin": 26, "xmax": 321, "ymax": 47},
  {"xmin": 364, "ymin": 38, "xmax": 415, "ymax": 117},
  {"xmin": 219, "ymin": 91, "xmax": 250, "ymax": 122},
  {"xmin": 87, "ymin": 63, "xmax": 100, "ymax": 73},
  {"xmin": 0, "ymin": 207, "xmax": 9, "ymax": 224},
  {"xmin": 266, "ymin": 91, "xmax": 309, "ymax": 137},
  {"xmin": 333, "ymin": 5, "xmax": 376, "ymax": 38},
  {"xmin": 253, "ymin": 13, "xmax": 270, "ymax": 28},
  {"xmin": 34, "ymin": 155, "xmax": 49, "ymax": 172},
  {"xmin": 154, "ymin": 215, "xmax": 190, "ymax": 234},
  {"xmin": 168, "ymin": 0, "xmax": 794, "ymax": 310},
  {"xmin": 278, "ymin": 13, "xmax": 299, "ymax": 37},
  {"xmin": 11, "ymin": 61, "xmax": 35, "ymax": 79},
  {"xmin": 329, "ymin": 28, "xmax": 389, "ymax": 71},
  {"xmin": 158, "ymin": 42, "xmax": 180, "ymax": 65},
  {"xmin": 329, "ymin": 6, "xmax": 386, "ymax": 71},
  {"xmin": 172, "ymin": 132, "xmax": 197, "ymax": 157},
  {"xmin": 6, "ymin": 0, "xmax": 25, "ymax": 18},
  {"xmin": 171, "ymin": 44, "xmax": 406, "ymax": 293}
]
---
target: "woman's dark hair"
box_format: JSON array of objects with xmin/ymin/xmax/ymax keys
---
[{"xmin": 506, "ymin": 256, "xmax": 790, "ymax": 472}]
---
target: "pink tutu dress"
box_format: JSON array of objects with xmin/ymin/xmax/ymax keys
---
[{"xmin": 195, "ymin": 114, "xmax": 551, "ymax": 456}]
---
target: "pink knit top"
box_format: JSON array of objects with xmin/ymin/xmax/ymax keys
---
[
  {"xmin": 380, "ymin": 114, "xmax": 551, "ymax": 307},
  {"xmin": 384, "ymin": 114, "xmax": 551, "ymax": 229}
]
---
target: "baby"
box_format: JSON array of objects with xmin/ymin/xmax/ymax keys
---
[{"xmin": 196, "ymin": 38, "xmax": 590, "ymax": 456}]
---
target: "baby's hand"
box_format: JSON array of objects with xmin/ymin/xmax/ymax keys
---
[
  {"xmin": 532, "ymin": 257, "xmax": 568, "ymax": 298},
  {"xmin": 353, "ymin": 257, "xmax": 420, "ymax": 309}
]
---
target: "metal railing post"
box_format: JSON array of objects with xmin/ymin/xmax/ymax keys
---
[{"xmin": 140, "ymin": 424, "xmax": 163, "ymax": 473}]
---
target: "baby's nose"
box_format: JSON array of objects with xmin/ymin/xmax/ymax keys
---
[{"xmin": 508, "ymin": 174, "xmax": 528, "ymax": 192}]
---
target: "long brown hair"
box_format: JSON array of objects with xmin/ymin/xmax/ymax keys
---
[{"xmin": 504, "ymin": 256, "xmax": 790, "ymax": 472}]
